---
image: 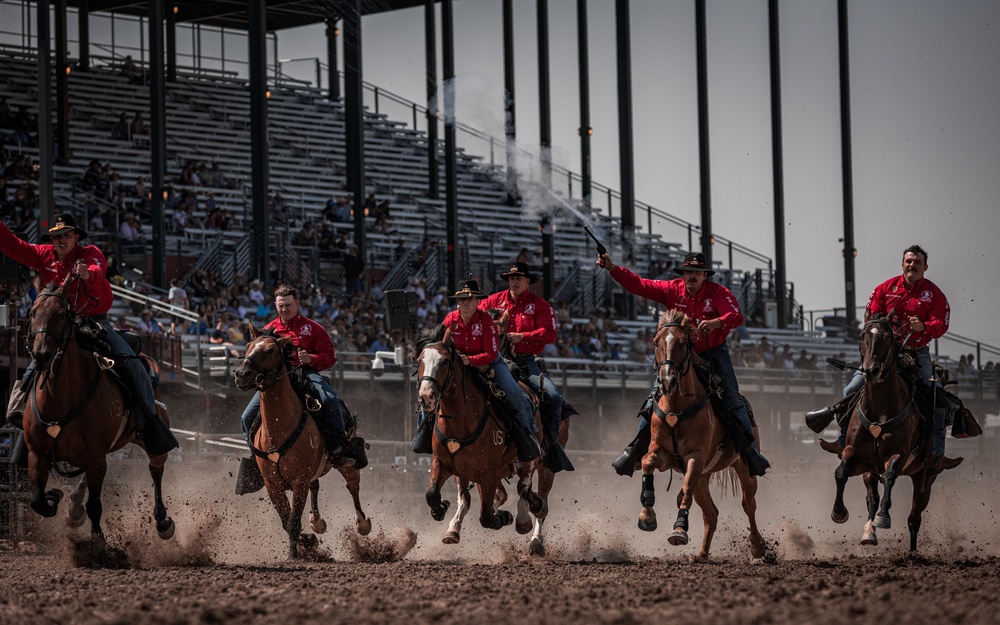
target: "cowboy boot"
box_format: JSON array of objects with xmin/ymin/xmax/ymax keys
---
[
  {"xmin": 410, "ymin": 412, "xmax": 433, "ymax": 454},
  {"xmin": 347, "ymin": 436, "xmax": 369, "ymax": 470},
  {"xmin": 510, "ymin": 424, "xmax": 542, "ymax": 463},
  {"xmin": 234, "ymin": 456, "xmax": 264, "ymax": 495},
  {"xmin": 805, "ymin": 406, "xmax": 836, "ymax": 433},
  {"xmin": 818, "ymin": 439, "xmax": 843, "ymax": 457},
  {"xmin": 612, "ymin": 419, "xmax": 651, "ymax": 477},
  {"xmin": 5, "ymin": 378, "xmax": 27, "ymax": 430}
]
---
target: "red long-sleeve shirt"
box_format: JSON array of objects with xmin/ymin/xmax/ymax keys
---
[
  {"xmin": 866, "ymin": 275, "xmax": 949, "ymax": 349},
  {"xmin": 479, "ymin": 289, "xmax": 557, "ymax": 356},
  {"xmin": 264, "ymin": 314, "xmax": 337, "ymax": 370},
  {"xmin": 0, "ymin": 221, "xmax": 113, "ymax": 316},
  {"xmin": 443, "ymin": 309, "xmax": 498, "ymax": 366},
  {"xmin": 609, "ymin": 265, "xmax": 744, "ymax": 351}
]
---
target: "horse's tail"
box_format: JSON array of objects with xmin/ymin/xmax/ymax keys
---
[{"xmin": 710, "ymin": 466, "xmax": 740, "ymax": 497}]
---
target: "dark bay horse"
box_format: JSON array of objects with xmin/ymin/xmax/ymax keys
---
[
  {"xmin": 23, "ymin": 279, "xmax": 174, "ymax": 543},
  {"xmin": 233, "ymin": 324, "xmax": 371, "ymax": 559},
  {"xmin": 414, "ymin": 326, "xmax": 545, "ymax": 552},
  {"xmin": 830, "ymin": 316, "xmax": 960, "ymax": 550},
  {"xmin": 637, "ymin": 310, "xmax": 766, "ymax": 560}
]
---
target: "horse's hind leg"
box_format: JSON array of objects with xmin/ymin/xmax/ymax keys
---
[
  {"xmin": 308, "ymin": 479, "xmax": 327, "ymax": 534},
  {"xmin": 67, "ymin": 477, "xmax": 87, "ymax": 528},
  {"xmin": 263, "ymin": 479, "xmax": 294, "ymax": 558},
  {"xmin": 426, "ymin": 458, "xmax": 453, "ymax": 522},
  {"xmin": 148, "ymin": 454, "xmax": 174, "ymax": 539},
  {"xmin": 526, "ymin": 466, "xmax": 555, "ymax": 556},
  {"xmin": 734, "ymin": 464, "xmax": 767, "ymax": 559},
  {"xmin": 861, "ymin": 472, "xmax": 880, "ymax": 545},
  {"xmin": 831, "ymin": 455, "xmax": 858, "ymax": 524},
  {"xmin": 287, "ymin": 482, "xmax": 311, "ymax": 559},
  {"xmin": 477, "ymin": 478, "xmax": 513, "ymax": 530},
  {"xmin": 907, "ymin": 471, "xmax": 938, "ymax": 552},
  {"xmin": 689, "ymin": 478, "xmax": 719, "ymax": 559},
  {"xmin": 339, "ymin": 467, "xmax": 372, "ymax": 536},
  {"xmin": 444, "ymin": 477, "xmax": 471, "ymax": 544},
  {"xmin": 83, "ymin": 460, "xmax": 108, "ymax": 542},
  {"xmin": 874, "ymin": 456, "xmax": 902, "ymax": 530}
]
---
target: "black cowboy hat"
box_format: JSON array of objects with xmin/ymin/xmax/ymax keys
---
[
  {"xmin": 673, "ymin": 252, "xmax": 715, "ymax": 277},
  {"xmin": 500, "ymin": 261, "xmax": 538, "ymax": 284},
  {"xmin": 449, "ymin": 279, "xmax": 485, "ymax": 299},
  {"xmin": 41, "ymin": 213, "xmax": 88, "ymax": 242}
]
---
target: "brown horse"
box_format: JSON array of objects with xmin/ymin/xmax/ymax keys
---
[
  {"xmin": 415, "ymin": 326, "xmax": 545, "ymax": 551},
  {"xmin": 830, "ymin": 316, "xmax": 959, "ymax": 550},
  {"xmin": 637, "ymin": 309, "xmax": 766, "ymax": 560},
  {"xmin": 23, "ymin": 279, "xmax": 174, "ymax": 543},
  {"xmin": 233, "ymin": 325, "xmax": 371, "ymax": 559}
]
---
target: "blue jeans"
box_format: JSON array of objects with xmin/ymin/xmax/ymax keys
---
[
  {"xmin": 23, "ymin": 319, "xmax": 157, "ymax": 423},
  {"xmin": 515, "ymin": 354, "xmax": 562, "ymax": 440},
  {"xmin": 636, "ymin": 343, "xmax": 756, "ymax": 448},
  {"xmin": 417, "ymin": 356, "xmax": 537, "ymax": 433},
  {"xmin": 241, "ymin": 369, "xmax": 344, "ymax": 445}
]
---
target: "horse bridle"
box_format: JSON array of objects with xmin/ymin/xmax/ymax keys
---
[
  {"xmin": 27, "ymin": 290, "xmax": 76, "ymax": 378},
  {"xmin": 654, "ymin": 322, "xmax": 693, "ymax": 392},
  {"xmin": 418, "ymin": 342, "xmax": 467, "ymax": 419},
  {"xmin": 240, "ymin": 337, "xmax": 294, "ymax": 390},
  {"xmin": 860, "ymin": 317, "xmax": 902, "ymax": 384}
]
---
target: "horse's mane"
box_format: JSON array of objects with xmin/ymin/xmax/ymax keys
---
[
  {"xmin": 413, "ymin": 324, "xmax": 447, "ymax": 356},
  {"xmin": 254, "ymin": 327, "xmax": 296, "ymax": 368},
  {"xmin": 658, "ymin": 308, "xmax": 696, "ymax": 332}
]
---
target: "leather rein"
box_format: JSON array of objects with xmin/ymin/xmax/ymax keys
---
[{"xmin": 241, "ymin": 337, "xmax": 308, "ymax": 464}]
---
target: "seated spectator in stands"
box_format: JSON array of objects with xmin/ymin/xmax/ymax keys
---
[
  {"xmin": 120, "ymin": 212, "xmax": 144, "ymax": 250},
  {"xmin": 111, "ymin": 112, "xmax": 130, "ymax": 140},
  {"xmin": 374, "ymin": 199, "xmax": 391, "ymax": 219},
  {"xmin": 362, "ymin": 193, "xmax": 377, "ymax": 217},
  {"xmin": 88, "ymin": 207, "xmax": 106, "ymax": 233},
  {"xmin": 209, "ymin": 162, "xmax": 231, "ymax": 188},
  {"xmin": 370, "ymin": 212, "xmax": 393, "ymax": 234},
  {"xmin": 808, "ymin": 354, "xmax": 819, "ymax": 370},
  {"xmin": 781, "ymin": 347, "xmax": 796, "ymax": 370},
  {"xmin": 531, "ymin": 248, "xmax": 543, "ymax": 267},
  {"xmin": 333, "ymin": 197, "xmax": 352, "ymax": 223},
  {"xmin": 292, "ymin": 222, "xmax": 316, "ymax": 246},
  {"xmin": 248, "ymin": 279, "xmax": 265, "ymax": 307},
  {"xmin": 130, "ymin": 111, "xmax": 149, "ymax": 136},
  {"xmin": 342, "ymin": 245, "xmax": 365, "ymax": 300},
  {"xmin": 179, "ymin": 162, "xmax": 199, "ymax": 186},
  {"xmin": 369, "ymin": 332, "xmax": 388, "ymax": 355},
  {"xmin": 957, "ymin": 355, "xmax": 968, "ymax": 375},
  {"xmin": 758, "ymin": 337, "xmax": 775, "ymax": 366},
  {"xmin": 115, "ymin": 314, "xmax": 132, "ymax": 332},
  {"xmin": 206, "ymin": 206, "xmax": 225, "ymax": 230},
  {"xmin": 121, "ymin": 55, "xmax": 147, "ymax": 84},
  {"xmin": 135, "ymin": 310, "xmax": 163, "ymax": 337},
  {"xmin": 794, "ymin": 349, "xmax": 812, "ymax": 370},
  {"xmin": 743, "ymin": 344, "xmax": 766, "ymax": 369}
]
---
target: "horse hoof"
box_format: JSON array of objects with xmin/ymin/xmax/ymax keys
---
[
  {"xmin": 874, "ymin": 514, "xmax": 891, "ymax": 529},
  {"xmin": 311, "ymin": 517, "xmax": 328, "ymax": 534},
  {"xmin": 66, "ymin": 507, "xmax": 86, "ymax": 528},
  {"xmin": 442, "ymin": 531, "xmax": 460, "ymax": 545},
  {"xmin": 529, "ymin": 538, "xmax": 545, "ymax": 557},
  {"xmin": 299, "ymin": 533, "xmax": 318, "ymax": 549},
  {"xmin": 357, "ymin": 517, "xmax": 372, "ymax": 536},
  {"xmin": 516, "ymin": 520, "xmax": 532, "ymax": 535},
  {"xmin": 668, "ymin": 529, "xmax": 689, "ymax": 546},
  {"xmin": 860, "ymin": 533, "xmax": 878, "ymax": 546},
  {"xmin": 495, "ymin": 510, "xmax": 514, "ymax": 529},
  {"xmin": 157, "ymin": 517, "xmax": 176, "ymax": 540},
  {"xmin": 831, "ymin": 509, "xmax": 849, "ymax": 524},
  {"xmin": 637, "ymin": 518, "xmax": 657, "ymax": 532},
  {"xmin": 431, "ymin": 501, "xmax": 450, "ymax": 522}
]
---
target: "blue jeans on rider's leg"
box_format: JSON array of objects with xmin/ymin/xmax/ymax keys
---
[
  {"xmin": 704, "ymin": 343, "xmax": 757, "ymax": 448},
  {"xmin": 241, "ymin": 391, "xmax": 261, "ymax": 446},
  {"xmin": 304, "ymin": 369, "xmax": 346, "ymax": 435},
  {"xmin": 99, "ymin": 319, "xmax": 157, "ymax": 424},
  {"xmin": 489, "ymin": 356, "xmax": 537, "ymax": 432},
  {"xmin": 516, "ymin": 355, "xmax": 562, "ymax": 440}
]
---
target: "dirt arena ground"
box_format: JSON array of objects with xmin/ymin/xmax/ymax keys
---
[{"xmin": 2, "ymin": 398, "xmax": 999, "ymax": 625}]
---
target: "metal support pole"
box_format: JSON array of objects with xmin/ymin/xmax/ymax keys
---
[
  {"xmin": 577, "ymin": 0, "xmax": 592, "ymax": 210},
  {"xmin": 538, "ymin": 0, "xmax": 554, "ymax": 298},
  {"xmin": 326, "ymin": 20, "xmax": 339, "ymax": 101},
  {"xmin": 37, "ymin": 0, "xmax": 55, "ymax": 227},
  {"xmin": 166, "ymin": 5, "xmax": 176, "ymax": 81},
  {"xmin": 425, "ymin": 0, "xmax": 439, "ymax": 198},
  {"xmin": 55, "ymin": 0, "xmax": 68, "ymax": 164},
  {"xmin": 443, "ymin": 0, "xmax": 458, "ymax": 294},
  {"xmin": 249, "ymin": 0, "xmax": 270, "ymax": 282},
  {"xmin": 149, "ymin": 0, "xmax": 167, "ymax": 287},
  {"xmin": 768, "ymin": 0, "xmax": 788, "ymax": 328},
  {"xmin": 615, "ymin": 0, "xmax": 635, "ymax": 319},
  {"xmin": 695, "ymin": 0, "xmax": 713, "ymax": 267},
  {"xmin": 502, "ymin": 0, "xmax": 518, "ymax": 203},
  {"xmin": 344, "ymin": 0, "xmax": 367, "ymax": 258},
  {"xmin": 77, "ymin": 0, "xmax": 89, "ymax": 71},
  {"xmin": 838, "ymin": 0, "xmax": 858, "ymax": 325}
]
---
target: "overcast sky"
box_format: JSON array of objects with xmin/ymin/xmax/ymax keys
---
[{"xmin": 274, "ymin": 0, "xmax": 1000, "ymax": 352}]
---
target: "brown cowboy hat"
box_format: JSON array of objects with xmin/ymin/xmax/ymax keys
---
[
  {"xmin": 41, "ymin": 213, "xmax": 88, "ymax": 241},
  {"xmin": 449, "ymin": 279, "xmax": 485, "ymax": 299},
  {"xmin": 500, "ymin": 261, "xmax": 538, "ymax": 284},
  {"xmin": 673, "ymin": 252, "xmax": 715, "ymax": 277}
]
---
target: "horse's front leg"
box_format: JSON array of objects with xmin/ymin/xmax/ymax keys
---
[
  {"xmin": 668, "ymin": 457, "xmax": 705, "ymax": 548},
  {"xmin": 308, "ymin": 479, "xmax": 326, "ymax": 534},
  {"xmin": 477, "ymin": 477, "xmax": 513, "ymax": 530},
  {"xmin": 907, "ymin": 471, "xmax": 938, "ymax": 552},
  {"xmin": 831, "ymin": 452, "xmax": 859, "ymax": 524},
  {"xmin": 66, "ymin": 477, "xmax": 87, "ymax": 528},
  {"xmin": 861, "ymin": 472, "xmax": 880, "ymax": 546},
  {"xmin": 515, "ymin": 462, "xmax": 544, "ymax": 523},
  {"xmin": 874, "ymin": 455, "xmax": 903, "ymax": 529},
  {"xmin": 83, "ymin": 459, "xmax": 108, "ymax": 543},
  {"xmin": 425, "ymin": 457, "xmax": 452, "ymax": 522},
  {"xmin": 148, "ymin": 455, "xmax": 174, "ymax": 539},
  {"xmin": 262, "ymin": 469, "xmax": 294, "ymax": 557},
  {"xmin": 444, "ymin": 477, "xmax": 471, "ymax": 544},
  {"xmin": 690, "ymin": 478, "xmax": 719, "ymax": 559},
  {"xmin": 287, "ymin": 481, "xmax": 311, "ymax": 559},
  {"xmin": 27, "ymin": 446, "xmax": 62, "ymax": 518},
  {"xmin": 338, "ymin": 467, "xmax": 372, "ymax": 536},
  {"xmin": 734, "ymin": 462, "xmax": 766, "ymax": 559},
  {"xmin": 637, "ymin": 442, "xmax": 669, "ymax": 532}
]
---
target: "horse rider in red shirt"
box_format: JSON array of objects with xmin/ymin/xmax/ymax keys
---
[
  {"xmin": 411, "ymin": 279, "xmax": 541, "ymax": 462},
  {"xmin": 806, "ymin": 244, "xmax": 968, "ymax": 468},
  {"xmin": 479, "ymin": 263, "xmax": 573, "ymax": 472},
  {"xmin": 1, "ymin": 213, "xmax": 177, "ymax": 455},
  {"xmin": 598, "ymin": 251, "xmax": 770, "ymax": 478},
  {"xmin": 238, "ymin": 284, "xmax": 366, "ymax": 476}
]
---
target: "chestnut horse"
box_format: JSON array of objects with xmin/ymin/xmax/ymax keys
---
[
  {"xmin": 830, "ymin": 316, "xmax": 960, "ymax": 550},
  {"xmin": 414, "ymin": 326, "xmax": 545, "ymax": 550},
  {"xmin": 637, "ymin": 309, "xmax": 766, "ymax": 559},
  {"xmin": 233, "ymin": 325, "xmax": 371, "ymax": 559},
  {"xmin": 23, "ymin": 279, "xmax": 174, "ymax": 543}
]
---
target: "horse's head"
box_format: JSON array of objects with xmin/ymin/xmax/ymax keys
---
[
  {"xmin": 652, "ymin": 309, "xmax": 697, "ymax": 396},
  {"xmin": 27, "ymin": 283, "xmax": 76, "ymax": 373},
  {"xmin": 415, "ymin": 325, "xmax": 457, "ymax": 414},
  {"xmin": 233, "ymin": 322, "xmax": 294, "ymax": 390},
  {"xmin": 859, "ymin": 315, "xmax": 897, "ymax": 384}
]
